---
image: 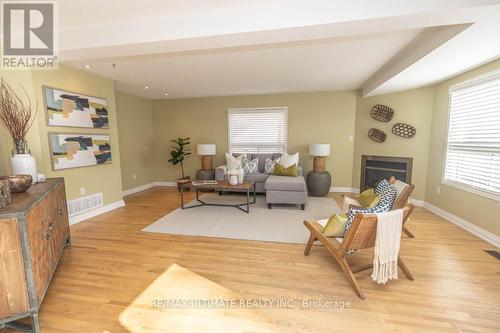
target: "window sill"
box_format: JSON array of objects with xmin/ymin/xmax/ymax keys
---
[{"xmin": 442, "ymin": 179, "xmax": 500, "ymax": 203}]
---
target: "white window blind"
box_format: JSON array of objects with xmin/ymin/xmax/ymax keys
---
[
  {"xmin": 227, "ymin": 107, "xmax": 287, "ymax": 154},
  {"xmin": 444, "ymin": 71, "xmax": 500, "ymax": 199}
]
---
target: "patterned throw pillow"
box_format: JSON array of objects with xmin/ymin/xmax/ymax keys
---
[
  {"xmin": 242, "ymin": 158, "xmax": 259, "ymax": 174},
  {"xmin": 344, "ymin": 179, "xmax": 397, "ymax": 234},
  {"xmin": 264, "ymin": 158, "xmax": 280, "ymax": 174}
]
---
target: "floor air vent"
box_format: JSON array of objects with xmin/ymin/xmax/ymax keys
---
[
  {"xmin": 67, "ymin": 193, "xmax": 103, "ymax": 217},
  {"xmin": 484, "ymin": 250, "xmax": 500, "ymax": 260}
]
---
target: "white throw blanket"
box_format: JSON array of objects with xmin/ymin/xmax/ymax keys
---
[{"xmin": 371, "ymin": 209, "xmax": 403, "ymax": 284}]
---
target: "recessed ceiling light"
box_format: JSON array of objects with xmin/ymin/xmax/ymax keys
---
[
  {"xmin": 164, "ymin": 92, "xmax": 168, "ymax": 96},
  {"xmin": 84, "ymin": 65, "xmax": 91, "ymax": 69},
  {"xmin": 144, "ymin": 86, "xmax": 149, "ymax": 90}
]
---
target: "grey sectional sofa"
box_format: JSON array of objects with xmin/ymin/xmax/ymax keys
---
[{"xmin": 215, "ymin": 153, "xmax": 307, "ymax": 210}]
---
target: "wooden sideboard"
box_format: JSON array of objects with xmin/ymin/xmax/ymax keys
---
[{"xmin": 0, "ymin": 178, "xmax": 70, "ymax": 332}]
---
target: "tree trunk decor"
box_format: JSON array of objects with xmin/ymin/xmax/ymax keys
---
[
  {"xmin": 0, "ymin": 79, "xmax": 38, "ymax": 155},
  {"xmin": 0, "ymin": 79, "xmax": 39, "ymax": 182}
]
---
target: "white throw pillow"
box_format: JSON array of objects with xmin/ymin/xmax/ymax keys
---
[
  {"xmin": 279, "ymin": 152, "xmax": 299, "ymax": 168},
  {"xmin": 225, "ymin": 153, "xmax": 245, "ymax": 170}
]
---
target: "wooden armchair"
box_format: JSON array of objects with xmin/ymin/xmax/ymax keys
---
[
  {"xmin": 303, "ymin": 204, "xmax": 415, "ymax": 299},
  {"xmin": 342, "ymin": 178, "xmax": 416, "ymax": 238}
]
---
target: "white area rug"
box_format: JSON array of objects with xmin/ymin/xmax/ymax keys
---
[{"xmin": 142, "ymin": 193, "xmax": 340, "ymax": 244}]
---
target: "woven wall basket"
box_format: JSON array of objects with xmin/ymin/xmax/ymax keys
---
[
  {"xmin": 370, "ymin": 104, "xmax": 394, "ymax": 122},
  {"xmin": 368, "ymin": 128, "xmax": 387, "ymax": 143},
  {"xmin": 0, "ymin": 179, "xmax": 11, "ymax": 209},
  {"xmin": 392, "ymin": 123, "xmax": 416, "ymax": 138}
]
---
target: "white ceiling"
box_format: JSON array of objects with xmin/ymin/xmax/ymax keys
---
[
  {"xmin": 83, "ymin": 30, "xmax": 422, "ymax": 98},
  {"xmin": 59, "ymin": 0, "xmax": 500, "ymax": 99}
]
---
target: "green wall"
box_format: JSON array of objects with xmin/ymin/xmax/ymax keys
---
[
  {"xmin": 2, "ymin": 58, "xmax": 499, "ymax": 237},
  {"xmin": 425, "ymin": 59, "xmax": 500, "ymax": 236},
  {"xmin": 116, "ymin": 91, "xmax": 156, "ymax": 191},
  {"xmin": 0, "ymin": 65, "xmax": 124, "ymax": 206},
  {"xmin": 353, "ymin": 87, "xmax": 435, "ymax": 200},
  {"xmin": 152, "ymin": 91, "xmax": 357, "ymax": 188}
]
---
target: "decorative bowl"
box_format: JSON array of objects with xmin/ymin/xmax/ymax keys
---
[{"xmin": 0, "ymin": 174, "xmax": 33, "ymax": 193}]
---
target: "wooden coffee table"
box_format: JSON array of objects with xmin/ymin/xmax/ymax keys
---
[{"xmin": 180, "ymin": 181, "xmax": 256, "ymax": 213}]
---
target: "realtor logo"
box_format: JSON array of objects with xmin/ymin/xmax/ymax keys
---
[{"xmin": 1, "ymin": 1, "xmax": 58, "ymax": 69}]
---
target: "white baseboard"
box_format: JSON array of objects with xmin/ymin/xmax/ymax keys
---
[
  {"xmin": 69, "ymin": 200, "xmax": 126, "ymax": 225},
  {"xmin": 329, "ymin": 187, "xmax": 356, "ymax": 193},
  {"xmin": 123, "ymin": 182, "xmax": 155, "ymax": 196},
  {"xmin": 154, "ymin": 181, "xmax": 177, "ymax": 187},
  {"xmin": 423, "ymin": 201, "xmax": 499, "ymax": 248},
  {"xmin": 411, "ymin": 199, "xmax": 424, "ymax": 207}
]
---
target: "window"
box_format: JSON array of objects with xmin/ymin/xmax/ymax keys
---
[
  {"xmin": 444, "ymin": 70, "xmax": 500, "ymax": 199},
  {"xmin": 227, "ymin": 107, "xmax": 287, "ymax": 154}
]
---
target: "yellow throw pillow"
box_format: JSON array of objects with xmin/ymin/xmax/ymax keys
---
[
  {"xmin": 322, "ymin": 214, "xmax": 348, "ymax": 237},
  {"xmin": 358, "ymin": 188, "xmax": 380, "ymax": 208},
  {"xmin": 273, "ymin": 163, "xmax": 298, "ymax": 176}
]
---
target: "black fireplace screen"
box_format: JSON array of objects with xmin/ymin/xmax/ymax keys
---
[{"xmin": 361, "ymin": 155, "xmax": 413, "ymax": 190}]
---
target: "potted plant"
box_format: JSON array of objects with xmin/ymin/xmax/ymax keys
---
[
  {"xmin": 0, "ymin": 79, "xmax": 38, "ymax": 182},
  {"xmin": 168, "ymin": 137, "xmax": 191, "ymax": 190}
]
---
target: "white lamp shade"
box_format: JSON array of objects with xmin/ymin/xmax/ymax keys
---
[
  {"xmin": 197, "ymin": 144, "xmax": 216, "ymax": 155},
  {"xmin": 309, "ymin": 143, "xmax": 330, "ymax": 156}
]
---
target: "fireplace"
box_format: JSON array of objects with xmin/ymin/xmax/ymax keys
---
[{"xmin": 360, "ymin": 155, "xmax": 413, "ymax": 191}]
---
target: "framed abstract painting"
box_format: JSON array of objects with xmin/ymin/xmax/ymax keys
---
[
  {"xmin": 43, "ymin": 86, "xmax": 109, "ymax": 128},
  {"xmin": 49, "ymin": 133, "xmax": 112, "ymax": 170}
]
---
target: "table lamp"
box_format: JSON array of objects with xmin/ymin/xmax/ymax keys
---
[
  {"xmin": 197, "ymin": 144, "xmax": 216, "ymax": 171},
  {"xmin": 309, "ymin": 143, "xmax": 330, "ymax": 172},
  {"xmin": 307, "ymin": 143, "xmax": 331, "ymax": 196}
]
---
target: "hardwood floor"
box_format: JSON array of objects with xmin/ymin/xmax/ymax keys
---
[{"xmin": 7, "ymin": 187, "xmax": 500, "ymax": 332}]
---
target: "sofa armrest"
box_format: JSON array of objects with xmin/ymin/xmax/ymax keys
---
[
  {"xmin": 296, "ymin": 166, "xmax": 303, "ymax": 177},
  {"xmin": 215, "ymin": 165, "xmax": 227, "ymax": 181}
]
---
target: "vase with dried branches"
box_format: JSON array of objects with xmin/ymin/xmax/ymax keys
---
[{"xmin": 0, "ymin": 79, "xmax": 38, "ymax": 182}]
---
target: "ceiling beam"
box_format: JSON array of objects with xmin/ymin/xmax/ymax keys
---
[
  {"xmin": 58, "ymin": 4, "xmax": 490, "ymax": 62},
  {"xmin": 361, "ymin": 24, "xmax": 472, "ymax": 96}
]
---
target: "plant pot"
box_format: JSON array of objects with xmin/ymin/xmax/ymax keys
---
[
  {"xmin": 177, "ymin": 176, "xmax": 191, "ymax": 191},
  {"xmin": 11, "ymin": 154, "xmax": 37, "ymax": 183}
]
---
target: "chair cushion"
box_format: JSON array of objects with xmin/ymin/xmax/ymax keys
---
[
  {"xmin": 342, "ymin": 196, "xmax": 361, "ymax": 214},
  {"xmin": 244, "ymin": 173, "xmax": 269, "ymax": 183},
  {"xmin": 345, "ymin": 179, "xmax": 397, "ymax": 233},
  {"xmin": 265, "ymin": 175, "xmax": 306, "ymax": 192},
  {"xmin": 393, "ymin": 180, "xmax": 409, "ymax": 201}
]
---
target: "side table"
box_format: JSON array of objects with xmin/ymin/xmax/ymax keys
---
[{"xmin": 306, "ymin": 171, "xmax": 331, "ymax": 196}]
